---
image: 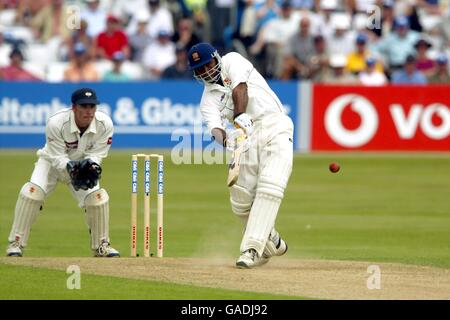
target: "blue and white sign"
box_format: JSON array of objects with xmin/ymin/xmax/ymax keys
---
[{"xmin": 0, "ymin": 81, "xmax": 299, "ymax": 149}]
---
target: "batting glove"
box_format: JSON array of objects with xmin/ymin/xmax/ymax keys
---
[
  {"xmin": 225, "ymin": 128, "xmax": 250, "ymax": 153},
  {"xmin": 233, "ymin": 113, "xmax": 254, "ymax": 136}
]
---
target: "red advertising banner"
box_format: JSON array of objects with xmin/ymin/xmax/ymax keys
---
[{"xmin": 311, "ymin": 85, "xmax": 450, "ymax": 151}]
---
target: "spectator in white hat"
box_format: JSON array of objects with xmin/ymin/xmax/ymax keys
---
[
  {"xmin": 322, "ymin": 54, "xmax": 359, "ymax": 84},
  {"xmin": 325, "ymin": 13, "xmax": 355, "ymax": 56}
]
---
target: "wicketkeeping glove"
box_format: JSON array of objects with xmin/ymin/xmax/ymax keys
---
[{"xmin": 66, "ymin": 159, "xmax": 102, "ymax": 191}]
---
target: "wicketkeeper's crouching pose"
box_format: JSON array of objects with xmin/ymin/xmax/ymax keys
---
[{"xmin": 6, "ymin": 88, "xmax": 119, "ymax": 258}]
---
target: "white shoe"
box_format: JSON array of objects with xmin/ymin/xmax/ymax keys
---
[
  {"xmin": 262, "ymin": 230, "xmax": 288, "ymax": 259},
  {"xmin": 6, "ymin": 241, "xmax": 23, "ymax": 257},
  {"xmin": 236, "ymin": 248, "xmax": 268, "ymax": 269},
  {"xmin": 94, "ymin": 241, "xmax": 120, "ymax": 257}
]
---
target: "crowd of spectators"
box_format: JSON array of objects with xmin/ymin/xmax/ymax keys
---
[{"xmin": 0, "ymin": 0, "xmax": 448, "ymax": 84}]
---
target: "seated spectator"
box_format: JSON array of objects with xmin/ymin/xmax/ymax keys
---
[
  {"xmin": 172, "ymin": 18, "xmax": 201, "ymax": 52},
  {"xmin": 81, "ymin": 0, "xmax": 107, "ymax": 38},
  {"xmin": 321, "ymin": 54, "xmax": 359, "ymax": 84},
  {"xmin": 96, "ymin": 15, "xmax": 130, "ymax": 60},
  {"xmin": 280, "ymin": 16, "xmax": 315, "ymax": 80},
  {"xmin": 102, "ymin": 51, "xmax": 130, "ymax": 82},
  {"xmin": 181, "ymin": 0, "xmax": 210, "ymax": 42},
  {"xmin": 414, "ymin": 38, "xmax": 435, "ymax": 76},
  {"xmin": 126, "ymin": 0, "xmax": 174, "ymax": 41},
  {"xmin": 128, "ymin": 11, "xmax": 152, "ymax": 62},
  {"xmin": 359, "ymin": 57, "xmax": 388, "ymax": 86},
  {"xmin": 326, "ymin": 13, "xmax": 355, "ymax": 56},
  {"xmin": 31, "ymin": 0, "xmax": 71, "ymax": 43},
  {"xmin": 347, "ymin": 33, "xmax": 384, "ymax": 75},
  {"xmin": 161, "ymin": 44, "xmax": 191, "ymax": 79},
  {"xmin": 63, "ymin": 42, "xmax": 99, "ymax": 82},
  {"xmin": 249, "ymin": 0, "xmax": 300, "ymax": 78},
  {"xmin": 0, "ymin": 47, "xmax": 41, "ymax": 81},
  {"xmin": 65, "ymin": 19, "xmax": 95, "ymax": 61},
  {"xmin": 142, "ymin": 30, "xmax": 176, "ymax": 80},
  {"xmin": 391, "ymin": 54, "xmax": 427, "ymax": 85},
  {"xmin": 315, "ymin": 0, "xmax": 340, "ymax": 39},
  {"xmin": 307, "ymin": 35, "xmax": 330, "ymax": 82},
  {"xmin": 427, "ymin": 54, "xmax": 450, "ymax": 84},
  {"xmin": 373, "ymin": 15, "xmax": 420, "ymax": 70}
]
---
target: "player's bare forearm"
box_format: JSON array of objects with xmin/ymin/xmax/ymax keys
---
[
  {"xmin": 211, "ymin": 128, "xmax": 227, "ymax": 146},
  {"xmin": 232, "ymin": 83, "xmax": 248, "ymax": 118}
]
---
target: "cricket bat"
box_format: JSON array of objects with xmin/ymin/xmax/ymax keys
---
[{"xmin": 227, "ymin": 135, "xmax": 246, "ymax": 187}]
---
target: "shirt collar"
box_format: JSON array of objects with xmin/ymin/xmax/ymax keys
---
[{"xmin": 70, "ymin": 110, "xmax": 97, "ymax": 134}]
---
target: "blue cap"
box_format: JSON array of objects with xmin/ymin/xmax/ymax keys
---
[
  {"xmin": 71, "ymin": 88, "xmax": 100, "ymax": 105},
  {"xmin": 187, "ymin": 43, "xmax": 218, "ymax": 71},
  {"xmin": 437, "ymin": 54, "xmax": 448, "ymax": 65},
  {"xmin": 74, "ymin": 42, "xmax": 86, "ymax": 55},
  {"xmin": 157, "ymin": 29, "xmax": 171, "ymax": 38},
  {"xmin": 112, "ymin": 51, "xmax": 125, "ymax": 61},
  {"xmin": 395, "ymin": 16, "xmax": 409, "ymax": 28},
  {"xmin": 366, "ymin": 57, "xmax": 376, "ymax": 66},
  {"xmin": 356, "ymin": 33, "xmax": 368, "ymax": 44}
]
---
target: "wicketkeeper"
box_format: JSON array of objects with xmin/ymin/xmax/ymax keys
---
[
  {"xmin": 6, "ymin": 88, "xmax": 120, "ymax": 257},
  {"xmin": 187, "ymin": 43, "xmax": 293, "ymax": 268}
]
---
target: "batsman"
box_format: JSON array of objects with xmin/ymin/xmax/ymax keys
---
[
  {"xmin": 6, "ymin": 88, "xmax": 119, "ymax": 257},
  {"xmin": 188, "ymin": 43, "xmax": 293, "ymax": 268}
]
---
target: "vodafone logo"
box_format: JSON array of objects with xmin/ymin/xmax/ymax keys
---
[{"xmin": 325, "ymin": 94, "xmax": 378, "ymax": 148}]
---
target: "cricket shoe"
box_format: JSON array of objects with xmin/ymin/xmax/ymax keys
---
[
  {"xmin": 236, "ymin": 248, "xmax": 269, "ymax": 269},
  {"xmin": 6, "ymin": 241, "xmax": 23, "ymax": 257},
  {"xmin": 94, "ymin": 241, "xmax": 120, "ymax": 257},
  {"xmin": 262, "ymin": 230, "xmax": 288, "ymax": 259}
]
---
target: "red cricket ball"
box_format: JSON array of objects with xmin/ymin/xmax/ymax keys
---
[{"xmin": 329, "ymin": 162, "xmax": 340, "ymax": 173}]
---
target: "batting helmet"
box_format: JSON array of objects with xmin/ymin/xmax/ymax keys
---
[{"xmin": 187, "ymin": 43, "xmax": 222, "ymax": 84}]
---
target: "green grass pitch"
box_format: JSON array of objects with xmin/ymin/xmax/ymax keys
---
[{"xmin": 0, "ymin": 151, "xmax": 449, "ymax": 299}]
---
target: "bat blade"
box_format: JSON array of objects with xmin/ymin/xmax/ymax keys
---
[{"xmin": 227, "ymin": 144, "xmax": 244, "ymax": 187}]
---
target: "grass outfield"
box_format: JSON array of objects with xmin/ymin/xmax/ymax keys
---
[{"xmin": 0, "ymin": 151, "xmax": 449, "ymax": 299}]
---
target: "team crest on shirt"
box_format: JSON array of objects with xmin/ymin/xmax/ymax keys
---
[
  {"xmin": 220, "ymin": 94, "xmax": 225, "ymax": 102},
  {"xmin": 223, "ymin": 78, "xmax": 231, "ymax": 86},
  {"xmin": 65, "ymin": 140, "xmax": 78, "ymax": 149}
]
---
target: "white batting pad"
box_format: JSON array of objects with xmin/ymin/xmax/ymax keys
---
[
  {"xmin": 240, "ymin": 157, "xmax": 292, "ymax": 256},
  {"xmin": 84, "ymin": 188, "xmax": 110, "ymax": 250},
  {"xmin": 229, "ymin": 184, "xmax": 254, "ymax": 226},
  {"xmin": 8, "ymin": 182, "xmax": 45, "ymax": 246}
]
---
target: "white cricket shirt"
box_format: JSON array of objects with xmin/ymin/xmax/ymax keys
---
[
  {"xmin": 36, "ymin": 108, "xmax": 114, "ymax": 173},
  {"xmin": 199, "ymin": 52, "xmax": 285, "ymax": 134}
]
